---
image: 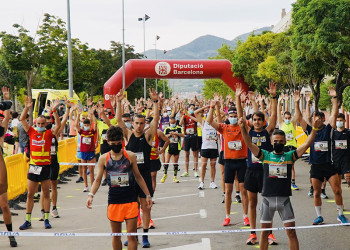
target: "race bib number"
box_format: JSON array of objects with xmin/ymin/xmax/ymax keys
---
[
  {"xmin": 82, "ymin": 137, "xmax": 92, "ymax": 145},
  {"xmin": 101, "ymin": 133, "xmax": 107, "ymax": 141},
  {"xmin": 314, "ymin": 141, "xmax": 328, "ymax": 151},
  {"xmin": 286, "ymin": 133, "xmax": 293, "ymax": 141},
  {"xmin": 187, "ymin": 128, "xmax": 194, "ymax": 134},
  {"xmin": 228, "ymin": 141, "xmax": 242, "ymax": 150},
  {"xmin": 29, "ymin": 165, "xmax": 43, "ymax": 175},
  {"xmin": 269, "ymin": 164, "xmax": 287, "ymax": 178},
  {"xmin": 51, "ymin": 146, "xmax": 56, "ymax": 154},
  {"xmin": 335, "ymin": 140, "xmax": 347, "ymax": 150},
  {"xmin": 135, "ymin": 152, "xmax": 144, "ymax": 164},
  {"xmin": 110, "ymin": 172, "xmax": 129, "ymax": 187},
  {"xmin": 206, "ymin": 132, "xmax": 217, "ymax": 141},
  {"xmin": 151, "ymin": 141, "xmax": 156, "ymax": 147},
  {"xmin": 251, "ymin": 153, "xmax": 261, "ymax": 164},
  {"xmin": 170, "ymin": 136, "xmax": 179, "ymax": 144}
]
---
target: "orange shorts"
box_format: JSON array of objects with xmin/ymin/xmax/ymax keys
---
[{"xmin": 107, "ymin": 202, "xmax": 139, "ymax": 222}]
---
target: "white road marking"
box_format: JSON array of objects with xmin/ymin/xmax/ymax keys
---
[
  {"xmin": 152, "ymin": 213, "xmax": 200, "ymax": 221},
  {"xmin": 160, "ymin": 238, "xmax": 211, "ymax": 250},
  {"xmin": 155, "ymin": 193, "xmax": 197, "ymax": 200}
]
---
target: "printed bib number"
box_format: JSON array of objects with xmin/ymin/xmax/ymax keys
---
[
  {"xmin": 228, "ymin": 141, "xmax": 242, "ymax": 150},
  {"xmin": 206, "ymin": 132, "xmax": 217, "ymax": 141},
  {"xmin": 151, "ymin": 141, "xmax": 156, "ymax": 147},
  {"xmin": 286, "ymin": 133, "xmax": 293, "ymax": 141},
  {"xmin": 170, "ymin": 137, "xmax": 179, "ymax": 143},
  {"xmin": 269, "ymin": 164, "xmax": 287, "ymax": 178},
  {"xmin": 29, "ymin": 165, "xmax": 43, "ymax": 175},
  {"xmin": 335, "ymin": 140, "xmax": 347, "ymax": 150},
  {"xmin": 51, "ymin": 146, "xmax": 56, "ymax": 154},
  {"xmin": 135, "ymin": 152, "xmax": 144, "ymax": 164},
  {"xmin": 110, "ymin": 172, "xmax": 129, "ymax": 187},
  {"xmin": 101, "ymin": 134, "xmax": 107, "ymax": 141},
  {"xmin": 82, "ymin": 137, "xmax": 92, "ymax": 145},
  {"xmin": 314, "ymin": 141, "xmax": 328, "ymax": 151},
  {"xmin": 187, "ymin": 128, "xmax": 194, "ymax": 134}
]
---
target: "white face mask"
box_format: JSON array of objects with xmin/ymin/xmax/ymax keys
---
[
  {"xmin": 83, "ymin": 126, "xmax": 90, "ymax": 131},
  {"xmin": 336, "ymin": 121, "xmax": 344, "ymax": 128},
  {"xmin": 163, "ymin": 113, "xmax": 168, "ymax": 117}
]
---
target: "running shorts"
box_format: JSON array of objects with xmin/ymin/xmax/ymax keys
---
[
  {"xmin": 136, "ymin": 170, "xmax": 154, "ymax": 198},
  {"xmin": 201, "ymin": 149, "xmax": 218, "ymax": 159},
  {"xmin": 27, "ymin": 165, "xmax": 51, "ymax": 182},
  {"xmin": 260, "ymin": 196, "xmax": 295, "ymax": 223},
  {"xmin": 107, "ymin": 202, "xmax": 139, "ymax": 222},
  {"xmin": 50, "ymin": 156, "xmax": 60, "ymax": 181},
  {"xmin": 184, "ymin": 135, "xmax": 199, "ymax": 152},
  {"xmin": 244, "ymin": 168, "xmax": 264, "ymax": 193},
  {"xmin": 310, "ymin": 163, "xmax": 337, "ymax": 182},
  {"xmin": 150, "ymin": 159, "xmax": 162, "ymax": 172},
  {"xmin": 168, "ymin": 146, "xmax": 180, "ymax": 156},
  {"xmin": 80, "ymin": 151, "xmax": 96, "ymax": 161},
  {"xmin": 333, "ymin": 159, "xmax": 350, "ymax": 175},
  {"xmin": 159, "ymin": 137, "xmax": 165, "ymax": 148},
  {"xmin": 224, "ymin": 159, "xmax": 247, "ymax": 184},
  {"xmin": 218, "ymin": 151, "xmax": 225, "ymax": 165}
]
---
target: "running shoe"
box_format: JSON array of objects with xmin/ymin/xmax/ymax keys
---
[
  {"xmin": 321, "ymin": 193, "xmax": 328, "ymax": 199},
  {"xmin": 291, "ymin": 184, "xmax": 299, "ymax": 190},
  {"xmin": 246, "ymin": 233, "xmax": 257, "ymax": 245},
  {"xmin": 180, "ymin": 172, "xmax": 189, "ymax": 177},
  {"xmin": 198, "ymin": 182, "xmax": 204, "ymax": 190},
  {"xmin": 235, "ymin": 195, "xmax": 242, "ymax": 203},
  {"xmin": 19, "ymin": 221, "xmax": 31, "ymax": 230},
  {"xmin": 142, "ymin": 236, "xmax": 151, "ymax": 248},
  {"xmin": 268, "ymin": 234, "xmax": 278, "ymax": 245},
  {"xmin": 137, "ymin": 217, "xmax": 142, "ymax": 228},
  {"xmin": 222, "ymin": 218, "xmax": 230, "ymax": 226},
  {"xmin": 44, "ymin": 219, "xmax": 52, "ymax": 229},
  {"xmin": 194, "ymin": 171, "xmax": 199, "ymax": 178},
  {"xmin": 160, "ymin": 174, "xmax": 167, "ymax": 183},
  {"xmin": 101, "ymin": 179, "xmax": 107, "ymax": 186},
  {"xmin": 76, "ymin": 176, "xmax": 84, "ymax": 183},
  {"xmin": 83, "ymin": 186, "xmax": 89, "ymax": 192},
  {"xmin": 307, "ymin": 188, "xmax": 314, "ymax": 197},
  {"xmin": 312, "ymin": 216, "xmax": 324, "ymax": 225},
  {"xmin": 8, "ymin": 236, "xmax": 17, "ymax": 247},
  {"xmin": 173, "ymin": 177, "xmax": 180, "ymax": 183},
  {"xmin": 222, "ymin": 195, "xmax": 225, "ymax": 204},
  {"xmin": 149, "ymin": 219, "xmax": 155, "ymax": 229},
  {"xmin": 243, "ymin": 217, "xmax": 250, "ymax": 226},
  {"xmin": 39, "ymin": 210, "xmax": 45, "ymax": 221},
  {"xmin": 337, "ymin": 215, "xmax": 349, "ymax": 224},
  {"xmin": 51, "ymin": 208, "xmax": 60, "ymax": 218},
  {"xmin": 209, "ymin": 182, "xmax": 218, "ymax": 189}
]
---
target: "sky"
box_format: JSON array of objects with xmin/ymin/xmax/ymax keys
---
[{"xmin": 0, "ymin": 0, "xmax": 295, "ymax": 53}]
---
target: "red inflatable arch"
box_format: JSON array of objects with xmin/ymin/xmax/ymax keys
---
[{"xmin": 103, "ymin": 59, "xmax": 249, "ymax": 107}]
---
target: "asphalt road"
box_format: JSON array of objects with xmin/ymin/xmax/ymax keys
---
[{"xmin": 1, "ymin": 154, "xmax": 350, "ymax": 249}]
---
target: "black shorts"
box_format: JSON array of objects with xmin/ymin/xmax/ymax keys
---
[
  {"xmin": 201, "ymin": 149, "xmax": 218, "ymax": 159},
  {"xmin": 168, "ymin": 144, "xmax": 180, "ymax": 155},
  {"xmin": 310, "ymin": 163, "xmax": 337, "ymax": 182},
  {"xmin": 218, "ymin": 151, "xmax": 225, "ymax": 165},
  {"xmin": 283, "ymin": 145, "xmax": 296, "ymax": 152},
  {"xmin": 224, "ymin": 159, "xmax": 247, "ymax": 184},
  {"xmin": 50, "ymin": 155, "xmax": 60, "ymax": 181},
  {"xmin": 244, "ymin": 168, "xmax": 264, "ymax": 193},
  {"xmin": 333, "ymin": 159, "xmax": 350, "ymax": 175},
  {"xmin": 198, "ymin": 136, "xmax": 202, "ymax": 149},
  {"xmin": 150, "ymin": 159, "xmax": 162, "ymax": 172},
  {"xmin": 27, "ymin": 165, "xmax": 51, "ymax": 182},
  {"xmin": 136, "ymin": 170, "xmax": 154, "ymax": 198},
  {"xmin": 159, "ymin": 138, "xmax": 165, "ymax": 148},
  {"xmin": 184, "ymin": 135, "xmax": 199, "ymax": 152}
]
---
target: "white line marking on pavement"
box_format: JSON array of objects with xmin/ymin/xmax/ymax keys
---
[
  {"xmin": 152, "ymin": 213, "xmax": 200, "ymax": 221},
  {"xmin": 158, "ymin": 178, "xmax": 197, "ymax": 184},
  {"xmin": 198, "ymin": 191, "xmax": 205, "ymax": 197},
  {"xmin": 59, "ymin": 204, "xmax": 107, "ymax": 211},
  {"xmin": 160, "ymin": 238, "xmax": 211, "ymax": 250},
  {"xmin": 155, "ymin": 193, "xmax": 197, "ymax": 200},
  {"xmin": 200, "ymin": 209, "xmax": 207, "ymax": 218}
]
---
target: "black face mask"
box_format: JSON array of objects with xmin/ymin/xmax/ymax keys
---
[
  {"xmin": 108, "ymin": 112, "xmax": 112, "ymax": 115},
  {"xmin": 46, "ymin": 124, "xmax": 52, "ymax": 130},
  {"xmin": 110, "ymin": 144, "xmax": 123, "ymax": 153},
  {"xmin": 273, "ymin": 143, "xmax": 284, "ymax": 153}
]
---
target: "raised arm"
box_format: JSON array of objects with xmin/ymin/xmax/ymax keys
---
[
  {"xmin": 277, "ymin": 96, "xmax": 283, "ymax": 127},
  {"xmin": 248, "ymin": 91, "xmax": 258, "ymax": 113},
  {"xmin": 291, "ymin": 90, "xmax": 301, "ymax": 126},
  {"xmin": 207, "ymin": 99, "xmax": 220, "ymax": 131},
  {"xmin": 296, "ymin": 116, "xmax": 323, "ymax": 158},
  {"xmin": 238, "ymin": 117, "xmax": 260, "ymax": 157},
  {"xmin": 98, "ymin": 104, "xmax": 112, "ymax": 127},
  {"xmin": 327, "ymin": 86, "xmax": 338, "ymax": 128},
  {"xmin": 51, "ymin": 99, "xmax": 61, "ymax": 136},
  {"xmin": 19, "ymin": 96, "xmax": 33, "ymax": 132},
  {"xmin": 265, "ymin": 82, "xmax": 277, "ymax": 134},
  {"xmin": 146, "ymin": 88, "xmax": 160, "ymax": 143},
  {"xmin": 115, "ymin": 90, "xmax": 131, "ymax": 140},
  {"xmin": 57, "ymin": 98, "xmax": 72, "ymax": 135}
]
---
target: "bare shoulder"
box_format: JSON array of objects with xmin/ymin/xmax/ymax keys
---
[{"xmin": 125, "ymin": 150, "xmax": 136, "ymax": 159}]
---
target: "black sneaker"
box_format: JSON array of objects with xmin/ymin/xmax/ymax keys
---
[
  {"xmin": 76, "ymin": 177, "xmax": 84, "ymax": 183},
  {"xmin": 9, "ymin": 236, "xmax": 17, "ymax": 247},
  {"xmin": 235, "ymin": 195, "xmax": 242, "ymax": 203},
  {"xmin": 101, "ymin": 179, "xmax": 107, "ymax": 186}
]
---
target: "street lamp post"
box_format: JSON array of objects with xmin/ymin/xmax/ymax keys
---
[
  {"xmin": 66, "ymin": 0, "xmax": 73, "ymax": 98},
  {"xmin": 154, "ymin": 35, "xmax": 160, "ymax": 92},
  {"xmin": 122, "ymin": 0, "xmax": 126, "ymax": 90},
  {"xmin": 138, "ymin": 14, "xmax": 150, "ymax": 99}
]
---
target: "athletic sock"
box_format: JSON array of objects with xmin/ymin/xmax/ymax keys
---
[
  {"xmin": 174, "ymin": 164, "xmax": 179, "ymax": 176},
  {"xmin": 337, "ymin": 205, "xmax": 344, "ymax": 216},
  {"xmin": 291, "ymin": 179, "xmax": 296, "ymax": 184},
  {"xmin": 269, "ymin": 230, "xmax": 273, "ymax": 235},
  {"xmin": 26, "ymin": 213, "xmax": 32, "ymax": 222},
  {"xmin": 243, "ymin": 214, "xmax": 248, "ymax": 219},
  {"xmin": 53, "ymin": 206, "xmax": 57, "ymax": 210},
  {"xmin": 225, "ymin": 214, "xmax": 230, "ymax": 219},
  {"xmin": 5, "ymin": 223, "xmax": 12, "ymax": 231},
  {"xmin": 143, "ymin": 228, "xmax": 149, "ymax": 239},
  {"xmin": 164, "ymin": 164, "xmax": 169, "ymax": 175},
  {"xmin": 315, "ymin": 206, "xmax": 322, "ymax": 217},
  {"xmin": 251, "ymin": 231, "xmax": 256, "ymax": 234},
  {"xmin": 236, "ymin": 191, "xmax": 240, "ymax": 196},
  {"xmin": 44, "ymin": 212, "xmax": 50, "ymax": 220},
  {"xmin": 41, "ymin": 209, "xmax": 44, "ymax": 213},
  {"xmin": 321, "ymin": 188, "xmax": 326, "ymax": 194}
]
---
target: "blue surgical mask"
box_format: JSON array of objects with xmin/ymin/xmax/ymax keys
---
[
  {"xmin": 336, "ymin": 121, "xmax": 344, "ymax": 128},
  {"xmin": 189, "ymin": 110, "xmax": 194, "ymax": 115},
  {"xmin": 170, "ymin": 123, "xmax": 176, "ymax": 128},
  {"xmin": 125, "ymin": 122, "xmax": 132, "ymax": 129},
  {"xmin": 83, "ymin": 126, "xmax": 90, "ymax": 131},
  {"xmin": 284, "ymin": 119, "xmax": 291, "ymax": 125},
  {"xmin": 229, "ymin": 117, "xmax": 237, "ymax": 125},
  {"xmin": 36, "ymin": 127, "xmax": 45, "ymax": 132}
]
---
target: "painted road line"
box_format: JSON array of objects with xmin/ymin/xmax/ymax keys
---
[
  {"xmin": 152, "ymin": 213, "xmax": 200, "ymax": 221},
  {"xmin": 200, "ymin": 209, "xmax": 207, "ymax": 219},
  {"xmin": 160, "ymin": 238, "xmax": 211, "ymax": 250},
  {"xmin": 199, "ymin": 191, "xmax": 205, "ymax": 198},
  {"xmin": 155, "ymin": 193, "xmax": 197, "ymax": 200},
  {"xmin": 60, "ymin": 204, "xmax": 107, "ymax": 211}
]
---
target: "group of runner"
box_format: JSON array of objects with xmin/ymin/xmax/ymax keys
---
[{"xmin": 0, "ymin": 83, "xmax": 349, "ymax": 249}]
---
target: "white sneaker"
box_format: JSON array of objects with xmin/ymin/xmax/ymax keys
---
[
  {"xmin": 209, "ymin": 182, "xmax": 218, "ymax": 189},
  {"xmin": 198, "ymin": 182, "xmax": 204, "ymax": 190},
  {"xmin": 51, "ymin": 208, "xmax": 60, "ymax": 218},
  {"xmin": 194, "ymin": 171, "xmax": 199, "ymax": 178},
  {"xmin": 83, "ymin": 186, "xmax": 89, "ymax": 192}
]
